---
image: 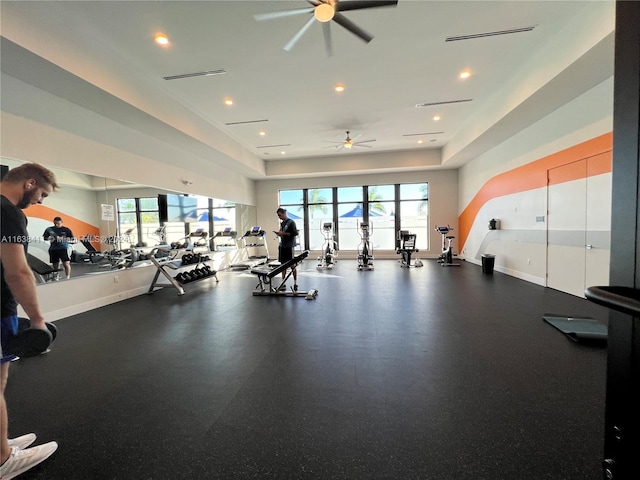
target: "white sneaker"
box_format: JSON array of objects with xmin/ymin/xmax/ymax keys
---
[
  {"xmin": 0, "ymin": 442, "xmax": 58, "ymax": 480},
  {"xmin": 7, "ymin": 433, "xmax": 36, "ymax": 450}
]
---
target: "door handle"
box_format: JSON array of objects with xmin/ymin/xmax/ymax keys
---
[{"xmin": 585, "ymin": 244, "xmax": 593, "ymax": 249}]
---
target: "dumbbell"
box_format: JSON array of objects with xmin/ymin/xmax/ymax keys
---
[
  {"xmin": 7, "ymin": 318, "xmax": 58, "ymax": 358},
  {"xmin": 175, "ymin": 272, "xmax": 190, "ymax": 283},
  {"xmin": 192, "ymin": 268, "xmax": 205, "ymax": 279},
  {"xmin": 183, "ymin": 270, "xmax": 198, "ymax": 281}
]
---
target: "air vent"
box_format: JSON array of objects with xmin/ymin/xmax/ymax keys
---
[
  {"xmin": 163, "ymin": 69, "xmax": 226, "ymax": 80},
  {"xmin": 403, "ymin": 132, "xmax": 444, "ymax": 137},
  {"xmin": 445, "ymin": 26, "xmax": 536, "ymax": 42},
  {"xmin": 415, "ymin": 99, "xmax": 472, "ymax": 108},
  {"xmin": 225, "ymin": 119, "xmax": 269, "ymax": 126},
  {"xmin": 256, "ymin": 144, "xmax": 291, "ymax": 149}
]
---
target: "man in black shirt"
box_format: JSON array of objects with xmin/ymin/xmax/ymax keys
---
[
  {"xmin": 43, "ymin": 217, "xmax": 74, "ymax": 280},
  {"xmin": 1, "ymin": 163, "xmax": 59, "ymax": 479},
  {"xmin": 275, "ymin": 208, "xmax": 299, "ymax": 291}
]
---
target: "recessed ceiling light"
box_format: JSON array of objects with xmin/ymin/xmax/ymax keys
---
[
  {"xmin": 259, "ymin": 131, "xmax": 266, "ymax": 136},
  {"xmin": 155, "ymin": 34, "xmax": 169, "ymax": 46},
  {"xmin": 459, "ymin": 70, "xmax": 472, "ymax": 79},
  {"xmin": 335, "ymin": 83, "xmax": 345, "ymax": 92},
  {"xmin": 433, "ymin": 115, "xmax": 441, "ymax": 121},
  {"xmin": 224, "ymin": 98, "xmax": 233, "ymax": 106},
  {"xmin": 280, "ymin": 151, "xmax": 286, "ymax": 155},
  {"xmin": 417, "ymin": 140, "xmax": 423, "ymax": 144}
]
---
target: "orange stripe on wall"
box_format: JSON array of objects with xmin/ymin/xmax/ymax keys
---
[
  {"xmin": 24, "ymin": 204, "xmax": 101, "ymax": 247},
  {"xmin": 458, "ymin": 132, "xmax": 613, "ymax": 251}
]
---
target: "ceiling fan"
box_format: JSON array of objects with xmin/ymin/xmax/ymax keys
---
[
  {"xmin": 254, "ymin": 0, "xmax": 399, "ymax": 56},
  {"xmin": 324, "ymin": 131, "xmax": 376, "ymax": 151}
]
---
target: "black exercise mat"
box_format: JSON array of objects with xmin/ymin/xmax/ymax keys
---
[{"xmin": 543, "ymin": 314, "xmax": 608, "ymax": 343}]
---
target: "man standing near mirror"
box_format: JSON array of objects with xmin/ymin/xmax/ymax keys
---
[
  {"xmin": 43, "ymin": 217, "xmax": 74, "ymax": 280},
  {"xmin": 1, "ymin": 163, "xmax": 59, "ymax": 479},
  {"xmin": 275, "ymin": 207, "xmax": 299, "ymax": 291}
]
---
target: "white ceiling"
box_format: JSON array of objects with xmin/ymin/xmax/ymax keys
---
[{"xmin": 0, "ymin": 1, "xmax": 615, "ymax": 180}]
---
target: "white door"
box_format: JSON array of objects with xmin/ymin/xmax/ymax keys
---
[
  {"xmin": 585, "ymin": 153, "xmax": 611, "ymax": 289},
  {"xmin": 547, "ymin": 153, "xmax": 612, "ymax": 297},
  {"xmin": 548, "ymin": 161, "xmax": 587, "ymax": 297}
]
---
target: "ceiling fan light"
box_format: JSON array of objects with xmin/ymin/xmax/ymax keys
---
[
  {"xmin": 344, "ymin": 142, "xmax": 353, "ymax": 149},
  {"xmin": 314, "ymin": 3, "xmax": 335, "ymax": 22}
]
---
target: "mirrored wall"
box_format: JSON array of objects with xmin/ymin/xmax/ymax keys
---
[{"xmin": 1, "ymin": 158, "xmax": 256, "ymax": 284}]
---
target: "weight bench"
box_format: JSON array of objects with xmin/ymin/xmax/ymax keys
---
[
  {"xmin": 251, "ymin": 250, "xmax": 318, "ymax": 300},
  {"xmin": 27, "ymin": 253, "xmax": 61, "ymax": 283}
]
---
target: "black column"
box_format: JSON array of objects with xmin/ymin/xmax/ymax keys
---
[{"xmin": 602, "ymin": 1, "xmax": 640, "ymax": 478}]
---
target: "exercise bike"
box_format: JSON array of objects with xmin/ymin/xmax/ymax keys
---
[
  {"xmin": 357, "ymin": 221, "xmax": 374, "ymax": 271},
  {"xmin": 317, "ymin": 222, "xmax": 338, "ymax": 270},
  {"xmin": 435, "ymin": 225, "xmax": 460, "ymax": 266},
  {"xmin": 396, "ymin": 230, "xmax": 423, "ymax": 268}
]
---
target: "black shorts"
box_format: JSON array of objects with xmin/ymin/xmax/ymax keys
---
[
  {"xmin": 278, "ymin": 246, "xmax": 294, "ymax": 263},
  {"xmin": 50, "ymin": 249, "xmax": 70, "ymax": 263}
]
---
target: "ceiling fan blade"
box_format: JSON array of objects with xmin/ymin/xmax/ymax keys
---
[
  {"xmin": 336, "ymin": 0, "xmax": 398, "ymax": 12},
  {"xmin": 254, "ymin": 7, "xmax": 314, "ymax": 22},
  {"xmin": 322, "ymin": 22, "xmax": 333, "ymax": 57},
  {"xmin": 332, "ymin": 12, "xmax": 373, "ymax": 43},
  {"xmin": 355, "ymin": 139, "xmax": 376, "ymax": 143},
  {"xmin": 354, "ymin": 143, "xmax": 374, "ymax": 148},
  {"xmin": 284, "ymin": 16, "xmax": 317, "ymax": 51}
]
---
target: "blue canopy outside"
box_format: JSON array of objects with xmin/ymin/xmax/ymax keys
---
[
  {"xmin": 340, "ymin": 205, "xmax": 382, "ymax": 217},
  {"xmin": 198, "ymin": 212, "xmax": 228, "ymax": 222}
]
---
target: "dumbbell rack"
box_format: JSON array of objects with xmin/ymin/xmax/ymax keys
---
[{"xmin": 146, "ymin": 248, "xmax": 218, "ymax": 296}]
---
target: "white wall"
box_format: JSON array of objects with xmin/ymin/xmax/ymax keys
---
[
  {"xmin": 1, "ymin": 73, "xmax": 256, "ymax": 206},
  {"xmin": 458, "ymin": 77, "xmax": 613, "ymax": 291}
]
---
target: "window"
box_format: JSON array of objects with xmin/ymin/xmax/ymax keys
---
[
  {"xmin": 116, "ymin": 198, "xmax": 137, "ymax": 248},
  {"xmin": 399, "ymin": 183, "xmax": 429, "ymax": 249},
  {"xmin": 138, "ymin": 197, "xmax": 160, "ymax": 247},
  {"xmin": 279, "ymin": 182, "xmax": 429, "ymax": 251},
  {"xmin": 188, "ymin": 196, "xmax": 212, "ymax": 236},
  {"xmin": 212, "ymin": 199, "xmax": 236, "ymax": 236},
  {"xmin": 117, "ymin": 194, "xmax": 237, "ymax": 250},
  {"xmin": 278, "ymin": 189, "xmax": 305, "ymax": 249},
  {"xmin": 116, "ymin": 197, "xmax": 161, "ymax": 248},
  {"xmin": 367, "ymin": 185, "xmax": 395, "ymax": 250},
  {"xmin": 307, "ymin": 188, "xmax": 333, "ymax": 250}
]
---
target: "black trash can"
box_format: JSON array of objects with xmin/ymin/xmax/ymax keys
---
[{"xmin": 481, "ymin": 254, "xmax": 495, "ymax": 274}]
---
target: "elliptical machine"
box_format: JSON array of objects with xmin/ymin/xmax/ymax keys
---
[
  {"xmin": 150, "ymin": 225, "xmax": 167, "ymax": 246},
  {"xmin": 317, "ymin": 222, "xmax": 338, "ymax": 270},
  {"xmin": 357, "ymin": 221, "xmax": 374, "ymax": 270},
  {"xmin": 435, "ymin": 225, "xmax": 460, "ymax": 266}
]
